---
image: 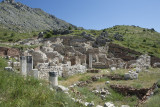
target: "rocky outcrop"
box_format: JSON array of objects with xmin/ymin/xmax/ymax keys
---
[
  {"xmin": 114, "ymin": 33, "xmax": 123, "ymax": 41},
  {"xmin": 0, "ymin": 1, "xmax": 76, "ymax": 32},
  {"xmin": 94, "ymin": 31, "xmax": 111, "ymax": 47},
  {"xmin": 2, "ymin": 0, "xmax": 15, "ymax": 4}
]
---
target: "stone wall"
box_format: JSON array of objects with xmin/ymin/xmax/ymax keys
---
[
  {"xmin": 0, "ymin": 47, "xmax": 20, "ymax": 57},
  {"xmin": 108, "ymin": 43, "xmax": 141, "ymax": 61},
  {"xmin": 108, "ymin": 43, "xmax": 160, "ymax": 66}
]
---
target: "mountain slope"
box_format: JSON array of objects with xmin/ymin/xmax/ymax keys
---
[
  {"xmin": 0, "ymin": 0, "xmax": 75, "ymax": 32},
  {"xmin": 106, "ymin": 25, "xmax": 160, "ymax": 58}
]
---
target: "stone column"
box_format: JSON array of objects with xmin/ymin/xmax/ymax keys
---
[
  {"xmin": 20, "ymin": 56, "xmax": 27, "ymax": 76},
  {"xmin": 95, "ymin": 54, "xmax": 99, "ymax": 62},
  {"xmin": 89, "ymin": 53, "xmax": 92, "ymax": 69},
  {"xmin": 49, "ymin": 71, "xmax": 58, "ymax": 88},
  {"xmin": 26, "ymin": 56, "xmax": 33, "ymax": 76},
  {"xmin": 32, "ymin": 69, "xmax": 39, "ymax": 79}
]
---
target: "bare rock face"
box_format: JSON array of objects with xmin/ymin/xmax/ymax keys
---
[
  {"xmin": 0, "ymin": 0, "xmax": 76, "ymax": 32},
  {"xmin": 94, "ymin": 31, "xmax": 111, "ymax": 47},
  {"xmin": 2, "ymin": 0, "xmax": 15, "ymax": 4}
]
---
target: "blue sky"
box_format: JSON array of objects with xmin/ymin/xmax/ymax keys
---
[{"xmin": 1, "ymin": 0, "xmax": 160, "ymax": 32}]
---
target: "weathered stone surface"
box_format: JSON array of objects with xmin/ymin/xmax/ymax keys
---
[
  {"xmin": 5, "ymin": 67, "xmax": 13, "ymax": 71},
  {"xmin": 96, "ymin": 105, "xmax": 103, "ymax": 107},
  {"xmin": 81, "ymin": 32, "xmax": 95, "ymax": 41},
  {"xmin": 104, "ymin": 102, "xmax": 115, "ymax": 107},
  {"xmin": 0, "ymin": 1, "xmax": 76, "ymax": 32},
  {"xmin": 110, "ymin": 67, "xmax": 116, "ymax": 71},
  {"xmin": 29, "ymin": 50, "xmax": 48, "ymax": 66},
  {"xmin": 153, "ymin": 62, "xmax": 160, "ymax": 68},
  {"xmin": 56, "ymin": 85, "xmax": 69, "ymax": 92},
  {"xmin": 130, "ymin": 54, "xmax": 151, "ymax": 69},
  {"xmin": 94, "ymin": 31, "xmax": 111, "ymax": 46},
  {"xmin": 124, "ymin": 71, "xmax": 138, "ymax": 80},
  {"xmin": 0, "ymin": 47, "xmax": 19, "ymax": 57},
  {"xmin": 108, "ymin": 43, "xmax": 141, "ymax": 61}
]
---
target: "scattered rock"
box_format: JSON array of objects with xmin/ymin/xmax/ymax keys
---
[
  {"xmin": 4, "ymin": 67, "xmax": 13, "ymax": 72},
  {"xmin": 114, "ymin": 33, "xmax": 123, "ymax": 41},
  {"xmin": 104, "ymin": 102, "xmax": 115, "ymax": 107},
  {"xmin": 56, "ymin": 85, "xmax": 69, "ymax": 92},
  {"xmin": 153, "ymin": 62, "xmax": 160, "ymax": 68},
  {"xmin": 110, "ymin": 67, "xmax": 116, "ymax": 71},
  {"xmin": 96, "ymin": 105, "xmax": 103, "ymax": 107},
  {"xmin": 135, "ymin": 68, "xmax": 142, "ymax": 73},
  {"xmin": 124, "ymin": 71, "xmax": 138, "ymax": 80},
  {"xmin": 105, "ymin": 81, "xmax": 110, "ymax": 84}
]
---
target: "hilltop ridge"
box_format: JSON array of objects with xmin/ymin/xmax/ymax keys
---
[{"xmin": 0, "ymin": 0, "xmax": 76, "ymax": 32}]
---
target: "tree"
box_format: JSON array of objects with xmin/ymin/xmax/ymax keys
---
[
  {"xmin": 3, "ymin": 32, "xmax": 8, "ymax": 36},
  {"xmin": 68, "ymin": 26, "xmax": 72, "ymax": 30},
  {"xmin": 11, "ymin": 33, "xmax": 15, "ymax": 37}
]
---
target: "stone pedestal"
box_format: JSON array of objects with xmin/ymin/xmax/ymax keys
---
[
  {"xmin": 89, "ymin": 53, "xmax": 92, "ymax": 69},
  {"xmin": 26, "ymin": 56, "xmax": 33, "ymax": 76},
  {"xmin": 20, "ymin": 56, "xmax": 27, "ymax": 76},
  {"xmin": 32, "ymin": 69, "xmax": 39, "ymax": 79},
  {"xmin": 49, "ymin": 71, "xmax": 58, "ymax": 88}
]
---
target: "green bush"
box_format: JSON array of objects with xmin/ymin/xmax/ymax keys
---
[{"xmin": 11, "ymin": 33, "xmax": 15, "ymax": 37}]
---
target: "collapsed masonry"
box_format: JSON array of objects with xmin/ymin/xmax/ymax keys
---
[
  {"xmin": 17, "ymin": 36, "xmax": 155, "ymax": 81},
  {"xmin": 20, "ymin": 36, "xmax": 126, "ymax": 81}
]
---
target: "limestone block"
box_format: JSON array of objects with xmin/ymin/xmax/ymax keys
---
[
  {"xmin": 104, "ymin": 102, "xmax": 115, "ymax": 107},
  {"xmin": 5, "ymin": 67, "xmax": 13, "ymax": 72},
  {"xmin": 29, "ymin": 50, "xmax": 47, "ymax": 65},
  {"xmin": 110, "ymin": 67, "xmax": 116, "ymax": 71},
  {"xmin": 124, "ymin": 73, "xmax": 131, "ymax": 80},
  {"xmin": 56, "ymin": 85, "xmax": 69, "ymax": 92},
  {"xmin": 135, "ymin": 68, "xmax": 142, "ymax": 73}
]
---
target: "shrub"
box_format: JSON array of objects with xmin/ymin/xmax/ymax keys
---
[
  {"xmin": 11, "ymin": 33, "xmax": 15, "ymax": 37},
  {"xmin": 3, "ymin": 32, "xmax": 8, "ymax": 36},
  {"xmin": 68, "ymin": 26, "xmax": 72, "ymax": 30},
  {"xmin": 143, "ymin": 39, "xmax": 146, "ymax": 42},
  {"xmin": 45, "ymin": 33, "xmax": 52, "ymax": 38}
]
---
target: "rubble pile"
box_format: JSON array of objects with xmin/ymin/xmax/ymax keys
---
[{"xmin": 110, "ymin": 83, "xmax": 157, "ymax": 103}]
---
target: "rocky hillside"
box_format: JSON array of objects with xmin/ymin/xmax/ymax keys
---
[
  {"xmin": 0, "ymin": 0, "xmax": 76, "ymax": 32},
  {"xmin": 105, "ymin": 25, "xmax": 160, "ymax": 58}
]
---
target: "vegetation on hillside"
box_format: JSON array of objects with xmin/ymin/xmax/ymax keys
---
[
  {"xmin": 0, "ymin": 25, "xmax": 39, "ymax": 42},
  {"xmin": 42, "ymin": 25, "xmax": 160, "ymax": 58},
  {"xmin": 105, "ymin": 25, "xmax": 160, "ymax": 58}
]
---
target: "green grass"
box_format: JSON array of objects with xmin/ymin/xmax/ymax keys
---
[
  {"xmin": 0, "ymin": 25, "xmax": 39, "ymax": 42},
  {"xmin": 0, "ymin": 57, "xmax": 82, "ymax": 107},
  {"xmin": 79, "ymin": 75, "xmax": 91, "ymax": 81},
  {"xmin": 143, "ymin": 92, "xmax": 160, "ymax": 107},
  {"xmin": 76, "ymin": 87, "xmax": 102, "ymax": 105},
  {"xmin": 105, "ymin": 88, "xmax": 138, "ymax": 106},
  {"xmin": 106, "ymin": 25, "xmax": 160, "ymax": 58}
]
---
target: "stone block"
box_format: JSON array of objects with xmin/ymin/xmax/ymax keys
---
[{"xmin": 5, "ymin": 67, "xmax": 13, "ymax": 72}]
